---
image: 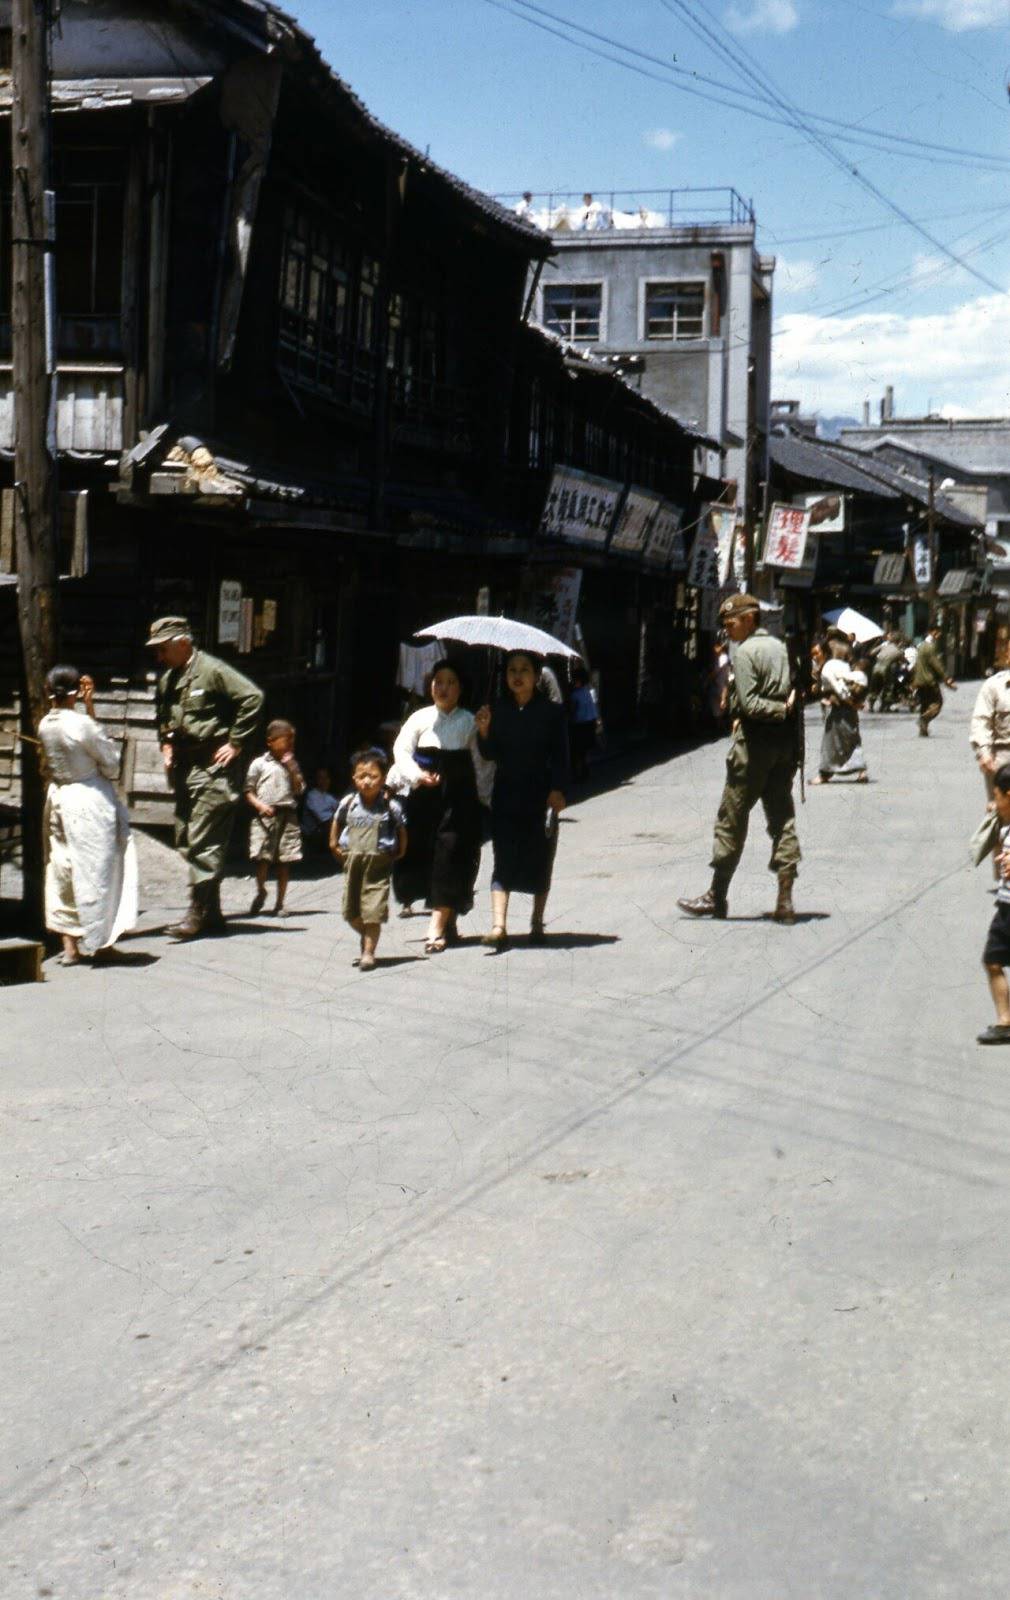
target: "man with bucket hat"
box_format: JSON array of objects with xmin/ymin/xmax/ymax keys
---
[
  {"xmin": 146, "ymin": 616, "xmax": 264, "ymax": 939},
  {"xmin": 678, "ymin": 593, "xmax": 802, "ymax": 924}
]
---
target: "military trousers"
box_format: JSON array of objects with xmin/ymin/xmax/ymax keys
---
[
  {"xmin": 710, "ymin": 723, "xmax": 801, "ymax": 882},
  {"xmin": 172, "ymin": 763, "xmax": 240, "ymax": 887}
]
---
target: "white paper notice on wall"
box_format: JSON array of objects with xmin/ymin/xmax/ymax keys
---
[
  {"xmin": 913, "ymin": 534, "xmax": 932, "ymax": 588},
  {"xmin": 218, "ymin": 579, "xmax": 242, "ymax": 645}
]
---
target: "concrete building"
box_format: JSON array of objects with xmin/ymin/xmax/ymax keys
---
[
  {"xmin": 841, "ymin": 414, "xmax": 1010, "ymax": 545},
  {"xmin": 505, "ymin": 189, "xmax": 776, "ymax": 525}
]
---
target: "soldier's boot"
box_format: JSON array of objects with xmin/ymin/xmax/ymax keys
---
[
  {"xmin": 167, "ymin": 886, "xmax": 208, "ymax": 942},
  {"xmin": 203, "ymin": 881, "xmax": 226, "ymax": 932},
  {"xmin": 678, "ymin": 874, "xmax": 729, "ymax": 920},
  {"xmin": 771, "ymin": 871, "xmax": 796, "ymax": 926}
]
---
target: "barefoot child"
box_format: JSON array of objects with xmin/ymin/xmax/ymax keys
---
[
  {"xmin": 977, "ymin": 763, "xmax": 1010, "ymax": 1045},
  {"xmin": 330, "ymin": 748, "xmax": 407, "ymax": 971},
  {"xmin": 245, "ymin": 719, "xmax": 305, "ymax": 916}
]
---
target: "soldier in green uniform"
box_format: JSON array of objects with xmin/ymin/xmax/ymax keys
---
[
  {"xmin": 146, "ymin": 617, "xmax": 264, "ymax": 940},
  {"xmin": 678, "ymin": 593, "xmax": 802, "ymax": 924},
  {"xmin": 912, "ymin": 622, "xmax": 957, "ymax": 737}
]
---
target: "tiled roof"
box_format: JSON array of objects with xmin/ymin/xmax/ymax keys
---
[
  {"xmin": 526, "ymin": 325, "xmax": 719, "ymax": 449},
  {"xmin": 770, "ymin": 430, "xmax": 981, "ymax": 527},
  {"xmin": 178, "ymin": 0, "xmax": 550, "ymax": 253},
  {"xmin": 769, "ymin": 432, "xmax": 901, "ymax": 497}
]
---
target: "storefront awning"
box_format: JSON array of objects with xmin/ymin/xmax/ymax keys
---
[{"xmin": 937, "ymin": 568, "xmax": 978, "ymax": 598}]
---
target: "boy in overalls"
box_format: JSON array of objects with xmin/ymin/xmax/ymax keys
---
[{"xmin": 330, "ymin": 748, "xmax": 407, "ymax": 971}]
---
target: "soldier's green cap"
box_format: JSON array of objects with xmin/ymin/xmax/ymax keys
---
[
  {"xmin": 144, "ymin": 616, "xmax": 193, "ymax": 647},
  {"xmin": 719, "ymin": 592, "xmax": 760, "ymax": 620}
]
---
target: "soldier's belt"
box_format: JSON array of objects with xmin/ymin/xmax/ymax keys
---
[{"xmin": 171, "ymin": 736, "xmax": 223, "ymax": 763}]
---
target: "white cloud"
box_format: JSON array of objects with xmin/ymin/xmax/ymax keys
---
[
  {"xmin": 773, "ymin": 289, "xmax": 1010, "ymax": 416},
  {"xmin": 892, "ymin": 0, "xmax": 1010, "ymax": 28},
  {"xmin": 643, "ymin": 128, "xmax": 681, "ymax": 151},
  {"xmin": 724, "ymin": 0, "xmax": 799, "ymax": 34},
  {"xmin": 776, "ymin": 256, "xmax": 820, "ymax": 295}
]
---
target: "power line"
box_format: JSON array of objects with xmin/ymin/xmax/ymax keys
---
[
  {"xmin": 498, "ymin": 0, "xmax": 1010, "ymax": 172},
  {"xmin": 768, "ymin": 203, "xmax": 1010, "ymax": 248},
  {"xmin": 654, "ymin": 0, "xmax": 1006, "ymax": 295}
]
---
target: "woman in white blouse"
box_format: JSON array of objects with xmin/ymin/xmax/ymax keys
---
[
  {"xmin": 37, "ymin": 665, "xmax": 138, "ymax": 965},
  {"xmin": 392, "ymin": 660, "xmax": 485, "ymax": 953}
]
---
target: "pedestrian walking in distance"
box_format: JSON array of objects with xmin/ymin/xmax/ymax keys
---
[
  {"xmin": 148, "ymin": 616, "xmax": 264, "ymax": 941},
  {"xmin": 811, "ymin": 638, "xmax": 868, "ymax": 785},
  {"xmin": 37, "ymin": 664, "xmax": 138, "ymax": 965},
  {"xmin": 475, "ymin": 650, "xmax": 569, "ymax": 948},
  {"xmin": 975, "ymin": 765, "xmax": 1010, "ymax": 1045},
  {"xmin": 330, "ymin": 748, "xmax": 407, "ymax": 972},
  {"xmin": 913, "ymin": 623, "xmax": 957, "ymax": 737},
  {"xmin": 678, "ymin": 593, "xmax": 801, "ymax": 924},
  {"xmin": 245, "ymin": 719, "xmax": 305, "ymax": 917}
]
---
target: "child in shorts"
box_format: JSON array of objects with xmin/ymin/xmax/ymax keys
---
[
  {"xmin": 245, "ymin": 719, "xmax": 305, "ymax": 916},
  {"xmin": 977, "ymin": 762, "xmax": 1010, "ymax": 1045},
  {"xmin": 330, "ymin": 747, "xmax": 407, "ymax": 971}
]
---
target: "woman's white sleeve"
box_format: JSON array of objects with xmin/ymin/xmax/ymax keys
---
[
  {"xmin": 83, "ymin": 717, "xmax": 123, "ymax": 781},
  {"xmin": 392, "ymin": 711, "xmax": 426, "ymax": 786}
]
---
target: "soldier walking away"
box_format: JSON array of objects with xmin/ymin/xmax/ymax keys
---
[
  {"xmin": 678, "ymin": 593, "xmax": 802, "ymax": 925},
  {"xmin": 146, "ymin": 617, "xmax": 264, "ymax": 940},
  {"xmin": 913, "ymin": 622, "xmax": 957, "ymax": 737}
]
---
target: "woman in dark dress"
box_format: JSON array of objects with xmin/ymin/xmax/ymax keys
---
[
  {"xmin": 474, "ymin": 651, "xmax": 569, "ymax": 947},
  {"xmin": 392, "ymin": 660, "xmax": 484, "ymax": 952}
]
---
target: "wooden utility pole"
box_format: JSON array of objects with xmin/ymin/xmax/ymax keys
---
[{"xmin": 11, "ymin": 0, "xmax": 58, "ymax": 931}]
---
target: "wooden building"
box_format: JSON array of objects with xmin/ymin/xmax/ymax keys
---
[{"xmin": 0, "ymin": 0, "xmax": 714, "ymax": 853}]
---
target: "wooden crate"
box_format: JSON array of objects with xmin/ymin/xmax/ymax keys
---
[{"xmin": 0, "ymin": 937, "xmax": 44, "ymax": 984}]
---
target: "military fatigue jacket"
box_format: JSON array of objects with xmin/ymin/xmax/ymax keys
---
[
  {"xmin": 912, "ymin": 640, "xmax": 946, "ymax": 690},
  {"xmin": 729, "ymin": 628, "xmax": 792, "ymax": 726},
  {"xmin": 157, "ymin": 649, "xmax": 264, "ymax": 754},
  {"xmin": 970, "ymin": 671, "xmax": 1010, "ymax": 761}
]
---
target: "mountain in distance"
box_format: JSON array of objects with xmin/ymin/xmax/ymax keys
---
[{"xmin": 816, "ymin": 414, "xmax": 861, "ymax": 441}]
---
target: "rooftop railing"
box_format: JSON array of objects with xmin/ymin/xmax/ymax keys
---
[{"xmin": 496, "ymin": 187, "xmax": 755, "ymax": 233}]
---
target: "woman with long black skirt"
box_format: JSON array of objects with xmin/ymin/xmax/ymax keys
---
[
  {"xmin": 474, "ymin": 650, "xmax": 569, "ymax": 948},
  {"xmin": 392, "ymin": 659, "xmax": 484, "ymax": 953}
]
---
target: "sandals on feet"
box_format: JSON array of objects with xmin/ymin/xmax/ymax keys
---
[
  {"xmin": 482, "ymin": 926, "xmax": 508, "ymax": 949},
  {"xmin": 425, "ymin": 938, "xmax": 447, "ymax": 954},
  {"xmin": 528, "ymin": 922, "xmax": 546, "ymax": 945}
]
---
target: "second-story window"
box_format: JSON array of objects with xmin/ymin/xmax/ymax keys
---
[
  {"xmin": 278, "ymin": 203, "xmax": 376, "ymax": 408},
  {"xmin": 542, "ymin": 283, "xmax": 602, "ymax": 344},
  {"xmin": 54, "ymin": 146, "xmax": 127, "ymax": 357},
  {"xmin": 644, "ymin": 281, "xmax": 706, "ymax": 341}
]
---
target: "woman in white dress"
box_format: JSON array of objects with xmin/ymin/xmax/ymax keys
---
[
  {"xmin": 38, "ymin": 665, "xmax": 138, "ymax": 965},
  {"xmin": 391, "ymin": 659, "xmax": 486, "ymax": 953}
]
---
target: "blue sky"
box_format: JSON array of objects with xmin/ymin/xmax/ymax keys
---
[{"xmin": 293, "ymin": 0, "xmax": 1010, "ymax": 419}]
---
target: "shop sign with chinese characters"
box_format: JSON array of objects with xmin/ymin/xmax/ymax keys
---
[
  {"xmin": 687, "ymin": 509, "xmax": 721, "ymax": 591},
  {"xmin": 763, "ymin": 503, "xmax": 812, "ymax": 571},
  {"xmin": 710, "ymin": 507, "xmax": 737, "ymax": 586},
  {"xmin": 644, "ymin": 501, "xmax": 686, "ymax": 568},
  {"xmin": 610, "ymin": 487, "xmax": 662, "ymax": 555},
  {"xmin": 539, "ymin": 466, "xmax": 622, "ymax": 548},
  {"xmin": 218, "ymin": 579, "xmax": 242, "ymax": 645},
  {"xmin": 912, "ymin": 534, "xmax": 932, "ymax": 588}
]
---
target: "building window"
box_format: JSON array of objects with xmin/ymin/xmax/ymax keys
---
[
  {"xmin": 644, "ymin": 281, "xmax": 705, "ymax": 341},
  {"xmin": 51, "ymin": 146, "xmax": 127, "ymax": 356},
  {"xmin": 278, "ymin": 202, "xmax": 376, "ymax": 409},
  {"xmin": 542, "ymin": 283, "xmax": 602, "ymax": 343}
]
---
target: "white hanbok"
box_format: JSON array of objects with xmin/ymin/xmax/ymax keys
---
[{"xmin": 38, "ymin": 707, "xmax": 138, "ymax": 953}]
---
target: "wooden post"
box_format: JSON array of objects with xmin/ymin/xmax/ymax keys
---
[{"xmin": 11, "ymin": 0, "xmax": 58, "ymax": 934}]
